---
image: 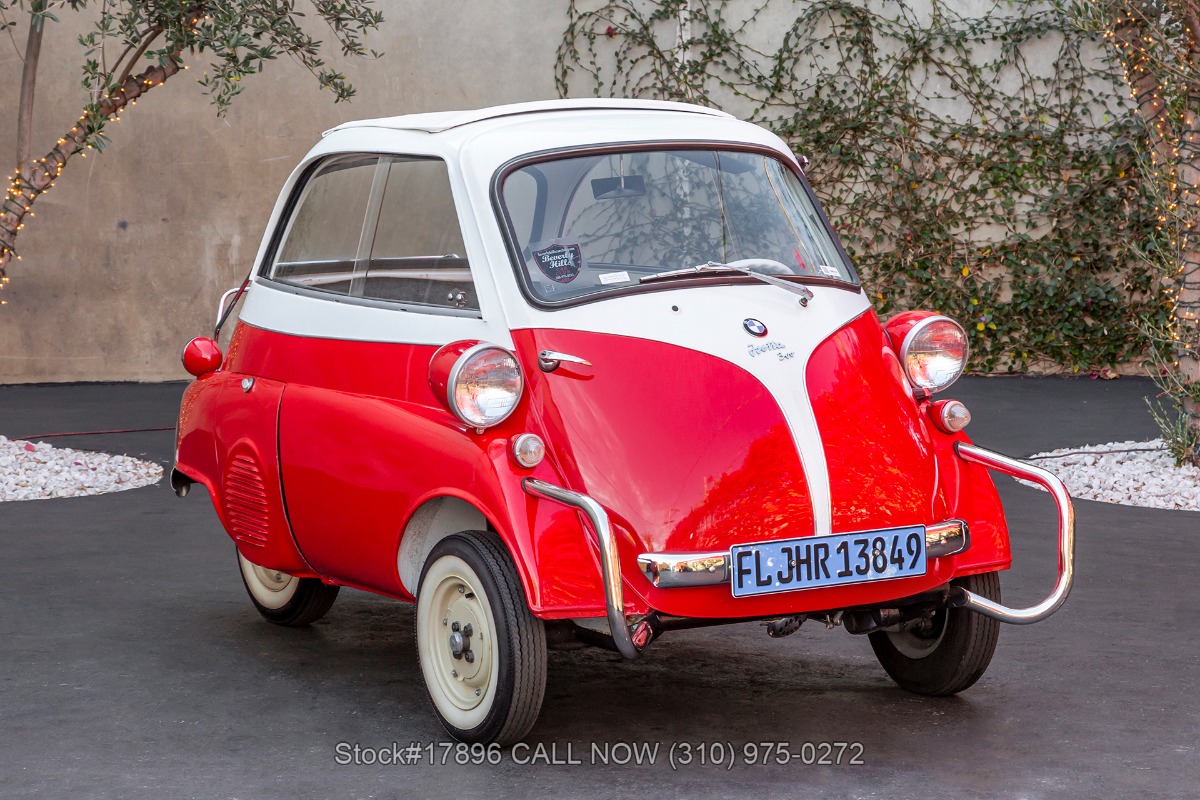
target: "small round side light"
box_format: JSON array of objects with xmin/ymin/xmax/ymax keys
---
[
  {"xmin": 929, "ymin": 399, "xmax": 972, "ymax": 433},
  {"xmin": 181, "ymin": 336, "xmax": 223, "ymax": 377},
  {"xmin": 512, "ymin": 433, "xmax": 546, "ymax": 468}
]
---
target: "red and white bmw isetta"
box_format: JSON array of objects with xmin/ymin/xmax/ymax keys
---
[{"xmin": 174, "ymin": 99, "xmax": 1075, "ymax": 744}]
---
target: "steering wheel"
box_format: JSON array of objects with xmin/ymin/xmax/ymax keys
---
[{"xmin": 724, "ymin": 258, "xmax": 793, "ymax": 276}]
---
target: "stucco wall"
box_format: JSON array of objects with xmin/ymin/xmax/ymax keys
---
[
  {"xmin": 0, "ymin": 1, "xmax": 569, "ymax": 382},
  {"xmin": 0, "ymin": 1, "xmax": 1116, "ymax": 383}
]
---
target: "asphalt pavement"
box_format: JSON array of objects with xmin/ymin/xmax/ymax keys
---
[{"xmin": 0, "ymin": 377, "xmax": 1195, "ymax": 799}]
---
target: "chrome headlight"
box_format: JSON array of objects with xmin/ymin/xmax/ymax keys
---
[
  {"xmin": 448, "ymin": 344, "xmax": 524, "ymax": 428},
  {"xmin": 900, "ymin": 316, "xmax": 968, "ymax": 392}
]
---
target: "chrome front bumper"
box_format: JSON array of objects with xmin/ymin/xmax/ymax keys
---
[
  {"xmin": 521, "ymin": 478, "xmax": 655, "ymax": 660},
  {"xmin": 950, "ymin": 442, "xmax": 1075, "ymax": 624},
  {"xmin": 521, "ymin": 443, "xmax": 1075, "ymax": 660}
]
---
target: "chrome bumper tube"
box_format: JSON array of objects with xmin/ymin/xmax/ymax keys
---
[
  {"xmin": 521, "ymin": 479, "xmax": 653, "ymax": 660},
  {"xmin": 952, "ymin": 442, "xmax": 1075, "ymax": 624}
]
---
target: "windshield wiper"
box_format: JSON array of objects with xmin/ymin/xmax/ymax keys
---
[{"xmin": 639, "ymin": 261, "xmax": 814, "ymax": 306}]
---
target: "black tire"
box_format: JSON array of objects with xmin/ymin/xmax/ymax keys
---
[
  {"xmin": 237, "ymin": 549, "xmax": 339, "ymax": 627},
  {"xmin": 415, "ymin": 531, "xmax": 547, "ymax": 745},
  {"xmin": 869, "ymin": 571, "xmax": 1001, "ymax": 696}
]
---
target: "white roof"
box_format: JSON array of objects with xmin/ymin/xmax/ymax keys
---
[{"xmin": 324, "ymin": 98, "xmax": 734, "ymax": 136}]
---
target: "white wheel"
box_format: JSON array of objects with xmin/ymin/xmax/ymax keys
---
[
  {"xmin": 236, "ymin": 549, "xmax": 339, "ymax": 626},
  {"xmin": 418, "ymin": 554, "xmax": 499, "ymax": 728},
  {"xmin": 416, "ymin": 532, "xmax": 546, "ymax": 744},
  {"xmin": 239, "ymin": 553, "xmax": 299, "ymax": 609}
]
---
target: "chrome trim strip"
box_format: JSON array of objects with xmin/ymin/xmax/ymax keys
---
[
  {"xmin": 638, "ymin": 552, "xmax": 730, "ymax": 587},
  {"xmin": 926, "ymin": 519, "xmax": 969, "ymax": 558},
  {"xmin": 521, "ymin": 479, "xmax": 651, "ymax": 660},
  {"xmin": 216, "ymin": 286, "xmax": 241, "ymax": 332},
  {"xmin": 953, "ymin": 442, "xmax": 1075, "ymax": 624}
]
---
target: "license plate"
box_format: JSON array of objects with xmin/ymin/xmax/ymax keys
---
[{"xmin": 730, "ymin": 526, "xmax": 927, "ymax": 598}]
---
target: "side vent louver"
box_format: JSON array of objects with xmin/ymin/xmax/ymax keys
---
[{"xmin": 224, "ymin": 454, "xmax": 270, "ymax": 549}]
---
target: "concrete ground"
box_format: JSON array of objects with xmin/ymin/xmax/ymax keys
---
[{"xmin": 0, "ymin": 377, "xmax": 1195, "ymax": 799}]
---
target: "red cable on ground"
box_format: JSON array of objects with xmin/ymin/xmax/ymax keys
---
[{"xmin": 8, "ymin": 426, "xmax": 174, "ymax": 441}]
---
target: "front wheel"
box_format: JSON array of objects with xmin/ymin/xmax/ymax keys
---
[
  {"xmin": 869, "ymin": 571, "xmax": 1001, "ymax": 696},
  {"xmin": 237, "ymin": 550, "xmax": 339, "ymax": 627},
  {"xmin": 415, "ymin": 532, "xmax": 547, "ymax": 745}
]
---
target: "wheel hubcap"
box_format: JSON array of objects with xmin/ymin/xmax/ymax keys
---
[
  {"xmin": 425, "ymin": 575, "xmax": 492, "ymax": 712},
  {"xmin": 888, "ymin": 608, "xmax": 949, "ymax": 659},
  {"xmin": 238, "ymin": 551, "xmax": 300, "ymax": 610},
  {"xmin": 251, "ymin": 564, "xmax": 292, "ymax": 593}
]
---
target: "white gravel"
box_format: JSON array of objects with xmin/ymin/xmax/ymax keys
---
[
  {"xmin": 0, "ymin": 435, "xmax": 163, "ymax": 502},
  {"xmin": 1021, "ymin": 438, "xmax": 1200, "ymax": 511},
  {"xmin": 3, "ymin": 432, "xmax": 1193, "ymax": 510}
]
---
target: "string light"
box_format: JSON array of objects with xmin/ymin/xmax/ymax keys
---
[
  {"xmin": 1, "ymin": 47, "xmax": 187, "ymax": 297},
  {"xmin": 1106, "ymin": 8, "xmax": 1200, "ymax": 374}
]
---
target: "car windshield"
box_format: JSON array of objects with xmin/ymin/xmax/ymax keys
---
[{"xmin": 497, "ymin": 148, "xmax": 856, "ymax": 304}]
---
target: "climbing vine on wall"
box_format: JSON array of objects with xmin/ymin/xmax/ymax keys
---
[{"xmin": 557, "ymin": 0, "xmax": 1168, "ymax": 372}]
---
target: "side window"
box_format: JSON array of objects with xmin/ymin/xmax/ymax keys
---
[
  {"xmin": 502, "ymin": 168, "xmax": 539, "ymax": 246},
  {"xmin": 270, "ymin": 156, "xmax": 378, "ymax": 295},
  {"xmin": 362, "ymin": 158, "xmax": 478, "ymax": 311}
]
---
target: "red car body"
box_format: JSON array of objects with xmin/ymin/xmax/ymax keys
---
[{"xmin": 173, "ymin": 99, "xmax": 1074, "ymax": 744}]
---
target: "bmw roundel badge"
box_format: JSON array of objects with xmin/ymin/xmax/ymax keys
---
[{"xmin": 743, "ymin": 318, "xmax": 768, "ymax": 337}]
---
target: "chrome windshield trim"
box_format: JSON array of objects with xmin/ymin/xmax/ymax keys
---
[{"xmin": 952, "ymin": 443, "xmax": 1075, "ymax": 624}]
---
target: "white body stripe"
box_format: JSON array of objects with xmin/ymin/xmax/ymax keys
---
[{"xmin": 510, "ymin": 285, "xmax": 872, "ymax": 537}]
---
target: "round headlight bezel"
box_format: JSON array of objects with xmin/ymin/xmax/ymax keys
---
[
  {"xmin": 899, "ymin": 315, "xmax": 969, "ymax": 393},
  {"xmin": 446, "ymin": 343, "xmax": 525, "ymax": 429}
]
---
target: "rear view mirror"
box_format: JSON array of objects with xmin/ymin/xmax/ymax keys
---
[{"xmin": 591, "ymin": 175, "xmax": 645, "ymax": 200}]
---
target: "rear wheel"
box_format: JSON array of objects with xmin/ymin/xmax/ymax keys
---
[
  {"xmin": 415, "ymin": 531, "xmax": 546, "ymax": 745},
  {"xmin": 237, "ymin": 550, "xmax": 339, "ymax": 627},
  {"xmin": 869, "ymin": 571, "xmax": 1001, "ymax": 696}
]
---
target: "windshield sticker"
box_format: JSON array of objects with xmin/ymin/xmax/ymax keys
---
[
  {"xmin": 598, "ymin": 270, "xmax": 630, "ymax": 286},
  {"xmin": 532, "ymin": 242, "xmax": 584, "ymax": 284},
  {"xmin": 817, "ymin": 264, "xmax": 841, "ymax": 279}
]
